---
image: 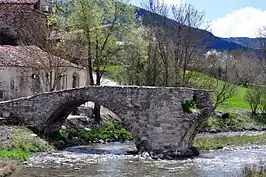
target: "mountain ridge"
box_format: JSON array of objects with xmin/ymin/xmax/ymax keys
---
[{"xmin": 136, "ymin": 7, "xmax": 262, "ymax": 52}]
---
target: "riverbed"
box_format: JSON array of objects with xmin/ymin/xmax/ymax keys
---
[{"xmin": 10, "ymin": 141, "xmax": 266, "ymax": 177}]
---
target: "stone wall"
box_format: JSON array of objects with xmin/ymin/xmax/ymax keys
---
[
  {"xmin": 0, "ymin": 4, "xmax": 47, "ymax": 47},
  {"xmin": 0, "ymin": 86, "xmax": 212, "ymax": 158}
]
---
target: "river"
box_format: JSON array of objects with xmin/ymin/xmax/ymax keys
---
[{"xmin": 10, "ymin": 140, "xmax": 266, "ymax": 177}]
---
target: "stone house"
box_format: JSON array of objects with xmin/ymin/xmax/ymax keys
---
[
  {"xmin": 0, "ymin": 45, "xmax": 87, "ymax": 101},
  {"xmin": 0, "ymin": 0, "xmax": 51, "ymax": 47}
]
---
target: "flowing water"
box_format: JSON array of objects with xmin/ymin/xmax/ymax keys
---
[{"xmin": 10, "ymin": 139, "xmax": 266, "ymax": 177}]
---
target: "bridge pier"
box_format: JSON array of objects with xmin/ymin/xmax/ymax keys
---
[{"xmin": 0, "ymin": 86, "xmax": 212, "ymax": 159}]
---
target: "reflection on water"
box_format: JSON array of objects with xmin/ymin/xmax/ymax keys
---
[{"xmin": 10, "ymin": 142, "xmax": 266, "ymax": 177}]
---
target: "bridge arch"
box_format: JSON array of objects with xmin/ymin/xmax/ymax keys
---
[
  {"xmin": 43, "ymin": 91, "xmax": 131, "ymax": 136},
  {"xmin": 0, "ymin": 86, "xmax": 212, "ymax": 158}
]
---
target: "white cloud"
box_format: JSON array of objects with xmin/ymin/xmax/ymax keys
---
[
  {"xmin": 210, "ymin": 7, "xmax": 266, "ymax": 38},
  {"xmin": 158, "ymin": 0, "xmax": 184, "ymax": 5}
]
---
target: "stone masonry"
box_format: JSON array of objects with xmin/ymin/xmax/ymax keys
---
[{"xmin": 0, "ymin": 85, "xmax": 212, "ymax": 158}]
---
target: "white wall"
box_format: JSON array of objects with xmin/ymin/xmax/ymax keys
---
[{"xmin": 0, "ymin": 66, "xmax": 88, "ymax": 100}]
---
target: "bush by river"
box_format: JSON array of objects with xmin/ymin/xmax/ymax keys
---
[{"xmin": 50, "ymin": 121, "xmax": 133, "ymax": 149}]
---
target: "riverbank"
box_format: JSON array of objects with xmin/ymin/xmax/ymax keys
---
[
  {"xmin": 242, "ymin": 165, "xmax": 266, "ymax": 177},
  {"xmin": 0, "ymin": 126, "xmax": 53, "ymax": 161},
  {"xmin": 3, "ymin": 124, "xmax": 266, "ymax": 161},
  {"xmin": 201, "ymin": 110, "xmax": 266, "ymax": 133},
  {"xmin": 194, "ymin": 133, "xmax": 266, "ymax": 150},
  {"xmin": 0, "ymin": 126, "xmax": 53, "ymax": 176},
  {"xmin": 14, "ymin": 142, "xmax": 266, "ymax": 177},
  {"xmin": 0, "ymin": 121, "xmax": 132, "ymax": 176},
  {"xmin": 3, "ymin": 120, "xmax": 266, "ymax": 176}
]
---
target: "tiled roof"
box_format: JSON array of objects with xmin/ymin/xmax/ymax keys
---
[
  {"xmin": 0, "ymin": 0, "xmax": 38, "ymax": 4},
  {"xmin": 0, "ymin": 45, "xmax": 79, "ymax": 68}
]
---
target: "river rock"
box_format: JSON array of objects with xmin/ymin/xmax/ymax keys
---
[
  {"xmin": 77, "ymin": 106, "xmax": 94, "ymax": 117},
  {"xmin": 99, "ymin": 139, "xmax": 105, "ymax": 144},
  {"xmin": 215, "ymin": 112, "xmax": 230, "ymax": 119},
  {"xmin": 0, "ymin": 125, "xmax": 10, "ymax": 141},
  {"xmin": 62, "ymin": 115, "xmax": 94, "ymax": 131},
  {"xmin": 78, "ymin": 105, "xmax": 122, "ymax": 123},
  {"xmin": 62, "ymin": 106, "xmax": 122, "ymax": 131}
]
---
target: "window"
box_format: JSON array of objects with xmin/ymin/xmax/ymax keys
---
[
  {"xmin": 32, "ymin": 74, "xmax": 38, "ymax": 79},
  {"xmin": 72, "ymin": 72, "xmax": 79, "ymax": 88},
  {"xmin": 10, "ymin": 77, "xmax": 14, "ymax": 90},
  {"xmin": 0, "ymin": 91, "xmax": 3, "ymax": 99}
]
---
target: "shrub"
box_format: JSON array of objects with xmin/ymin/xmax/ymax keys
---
[
  {"xmin": 58, "ymin": 121, "xmax": 133, "ymax": 144},
  {"xmin": 245, "ymin": 87, "xmax": 265, "ymax": 114}
]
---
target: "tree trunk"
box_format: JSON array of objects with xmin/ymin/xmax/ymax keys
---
[
  {"xmin": 93, "ymin": 103, "xmax": 101, "ymax": 124},
  {"xmin": 93, "ymin": 70, "xmax": 101, "ymax": 124}
]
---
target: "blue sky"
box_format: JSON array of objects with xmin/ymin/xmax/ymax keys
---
[{"xmin": 129, "ymin": 0, "xmax": 266, "ymax": 38}]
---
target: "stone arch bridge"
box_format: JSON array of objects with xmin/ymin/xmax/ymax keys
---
[{"xmin": 0, "ymin": 86, "xmax": 212, "ymax": 158}]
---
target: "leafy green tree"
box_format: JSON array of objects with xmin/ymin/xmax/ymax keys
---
[
  {"xmin": 121, "ymin": 27, "xmax": 149, "ymax": 85},
  {"xmin": 64, "ymin": 0, "xmax": 138, "ymax": 123}
]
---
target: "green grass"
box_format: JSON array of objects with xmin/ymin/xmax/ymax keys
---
[
  {"xmin": 192, "ymin": 71, "xmax": 250, "ymax": 109},
  {"xmin": 1, "ymin": 126, "xmax": 54, "ymax": 162},
  {"xmin": 219, "ymin": 86, "xmax": 249, "ymax": 109},
  {"xmin": 0, "ymin": 149, "xmax": 29, "ymax": 162},
  {"xmin": 194, "ymin": 133, "xmax": 266, "ymax": 150}
]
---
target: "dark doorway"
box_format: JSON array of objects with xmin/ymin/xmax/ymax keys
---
[{"xmin": 72, "ymin": 73, "xmax": 79, "ymax": 88}]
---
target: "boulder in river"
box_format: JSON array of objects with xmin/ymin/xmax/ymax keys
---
[
  {"xmin": 62, "ymin": 106, "xmax": 122, "ymax": 131},
  {"xmin": 0, "ymin": 125, "xmax": 10, "ymax": 141}
]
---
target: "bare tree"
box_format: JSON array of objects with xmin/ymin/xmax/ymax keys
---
[
  {"xmin": 141, "ymin": 0, "xmax": 207, "ymax": 87},
  {"xmin": 258, "ymin": 27, "xmax": 266, "ymax": 83},
  {"xmin": 199, "ymin": 51, "xmax": 240, "ymax": 111},
  {"xmin": 141, "ymin": 0, "xmax": 171, "ymax": 86},
  {"xmin": 170, "ymin": 3, "xmax": 206, "ymax": 86},
  {"xmin": 245, "ymin": 86, "xmax": 264, "ymax": 114},
  {"xmin": 22, "ymin": 45, "xmax": 75, "ymax": 92},
  {"xmin": 230, "ymin": 50, "xmax": 261, "ymax": 86}
]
